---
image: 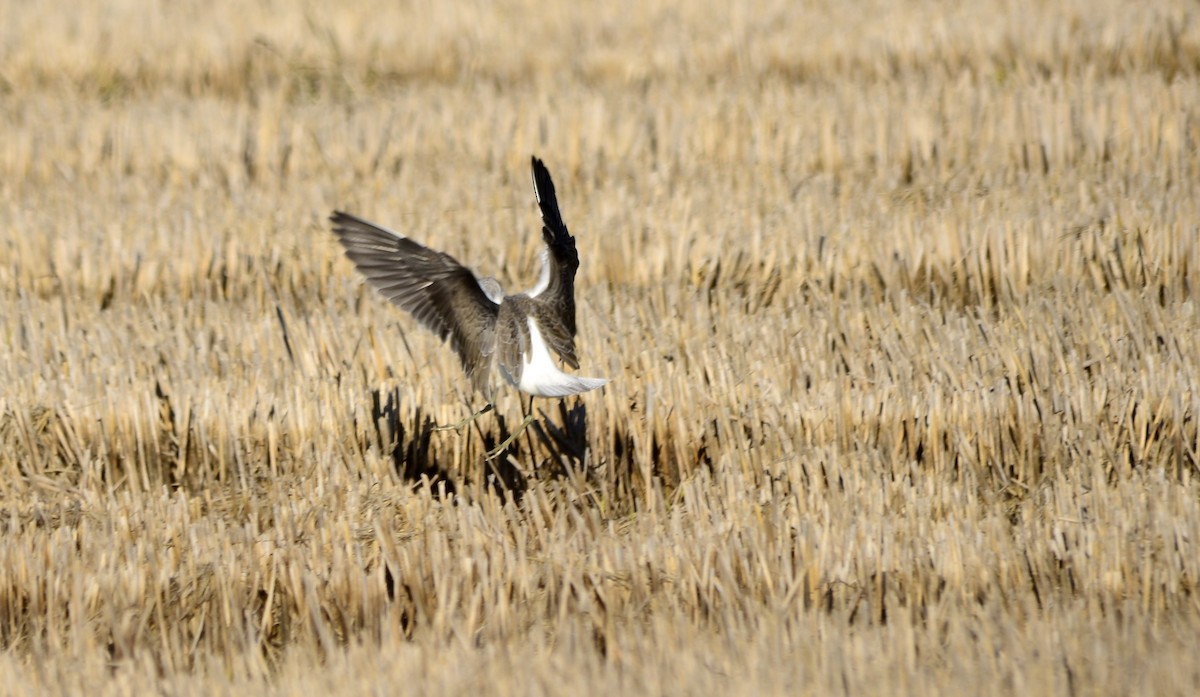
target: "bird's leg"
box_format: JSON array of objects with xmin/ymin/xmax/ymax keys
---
[
  {"xmin": 434, "ymin": 403, "xmax": 494, "ymax": 431},
  {"xmin": 485, "ymin": 409, "xmax": 536, "ymax": 461},
  {"xmin": 521, "ymin": 394, "xmax": 538, "ymax": 453}
]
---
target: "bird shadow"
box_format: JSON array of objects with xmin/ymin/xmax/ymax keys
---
[
  {"xmin": 366, "ymin": 388, "xmax": 600, "ymax": 502},
  {"xmin": 471, "ymin": 412, "xmax": 527, "ymax": 499},
  {"xmin": 532, "ymin": 400, "xmax": 596, "ymax": 473},
  {"xmin": 486, "ymin": 399, "xmax": 597, "ymax": 487},
  {"xmin": 369, "ymin": 387, "xmax": 457, "ymax": 497}
]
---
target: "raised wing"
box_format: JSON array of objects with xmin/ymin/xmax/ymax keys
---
[
  {"xmin": 528, "ymin": 157, "xmax": 581, "ymax": 367},
  {"xmin": 330, "ymin": 211, "xmax": 500, "ymax": 393}
]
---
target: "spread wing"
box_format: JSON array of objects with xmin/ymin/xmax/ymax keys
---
[
  {"xmin": 528, "ymin": 156, "xmax": 581, "ymax": 368},
  {"xmin": 330, "ymin": 211, "xmax": 500, "ymax": 393}
]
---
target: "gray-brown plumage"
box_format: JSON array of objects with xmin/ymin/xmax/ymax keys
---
[{"xmin": 330, "ymin": 156, "xmax": 607, "ymax": 401}]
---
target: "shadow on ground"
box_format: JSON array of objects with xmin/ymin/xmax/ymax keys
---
[{"xmin": 366, "ymin": 388, "xmax": 606, "ymax": 502}]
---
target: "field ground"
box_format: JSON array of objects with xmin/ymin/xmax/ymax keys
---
[{"xmin": 2, "ymin": 0, "xmax": 1200, "ymax": 694}]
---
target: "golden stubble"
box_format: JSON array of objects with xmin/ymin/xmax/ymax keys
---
[{"xmin": 1, "ymin": 0, "xmax": 1199, "ymax": 694}]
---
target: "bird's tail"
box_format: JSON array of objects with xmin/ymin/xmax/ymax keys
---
[{"xmin": 528, "ymin": 374, "xmax": 608, "ymax": 398}]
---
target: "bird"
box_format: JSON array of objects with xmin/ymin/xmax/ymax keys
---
[{"xmin": 330, "ymin": 156, "xmax": 607, "ymax": 457}]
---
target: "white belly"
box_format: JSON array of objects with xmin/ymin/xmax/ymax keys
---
[{"xmin": 503, "ymin": 318, "xmax": 608, "ymax": 397}]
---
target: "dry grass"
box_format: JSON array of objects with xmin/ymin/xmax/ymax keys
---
[{"xmin": 2, "ymin": 0, "xmax": 1200, "ymax": 693}]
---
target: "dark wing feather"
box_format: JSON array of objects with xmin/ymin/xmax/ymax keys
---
[
  {"xmin": 532, "ymin": 305, "xmax": 579, "ymax": 369},
  {"xmin": 330, "ymin": 211, "xmax": 500, "ymax": 394},
  {"xmin": 529, "ymin": 157, "xmax": 581, "ymax": 365}
]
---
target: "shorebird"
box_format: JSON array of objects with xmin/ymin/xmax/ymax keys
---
[{"xmin": 331, "ymin": 156, "xmax": 607, "ymax": 458}]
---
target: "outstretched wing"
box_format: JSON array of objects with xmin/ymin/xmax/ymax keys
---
[
  {"xmin": 528, "ymin": 156, "xmax": 581, "ymax": 368},
  {"xmin": 330, "ymin": 211, "xmax": 500, "ymax": 393}
]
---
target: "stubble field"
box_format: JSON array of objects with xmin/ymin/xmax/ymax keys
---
[{"xmin": 2, "ymin": 0, "xmax": 1199, "ymax": 694}]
